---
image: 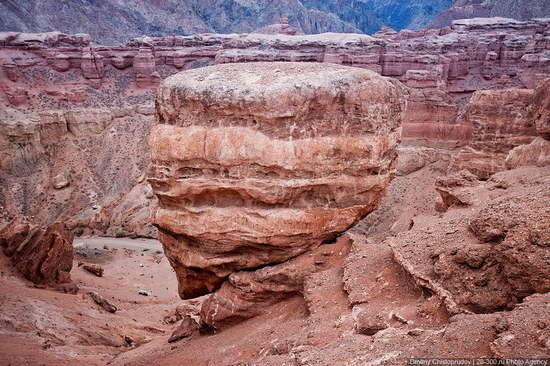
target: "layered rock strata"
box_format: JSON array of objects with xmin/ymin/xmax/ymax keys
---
[
  {"xmin": 0, "ymin": 217, "xmax": 75, "ymax": 286},
  {"xmin": 148, "ymin": 62, "xmax": 407, "ymax": 299},
  {"xmin": 1, "ymin": 18, "xmax": 549, "ymax": 235}
]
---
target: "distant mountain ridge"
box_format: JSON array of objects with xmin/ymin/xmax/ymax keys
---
[
  {"xmin": 429, "ymin": 0, "xmax": 550, "ymax": 28},
  {"xmin": 0, "ymin": 0, "xmax": 547, "ymax": 45},
  {"xmin": 0, "ymin": 0, "xmax": 450, "ymax": 45}
]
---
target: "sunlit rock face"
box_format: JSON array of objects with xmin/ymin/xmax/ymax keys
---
[{"xmin": 148, "ymin": 62, "xmax": 407, "ymax": 299}]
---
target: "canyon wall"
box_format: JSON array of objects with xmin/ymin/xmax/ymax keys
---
[{"xmin": 1, "ymin": 17, "xmax": 549, "ymax": 235}]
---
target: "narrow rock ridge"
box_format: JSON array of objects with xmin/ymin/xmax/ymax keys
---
[{"xmin": 148, "ymin": 62, "xmax": 407, "ymax": 299}]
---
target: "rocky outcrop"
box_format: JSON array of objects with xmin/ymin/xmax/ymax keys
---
[
  {"xmin": 390, "ymin": 166, "xmax": 550, "ymax": 314},
  {"xmin": 532, "ymin": 78, "xmax": 550, "ymax": 138},
  {"xmin": 133, "ymin": 48, "xmax": 160, "ymax": 88},
  {"xmin": 200, "ymin": 235, "xmax": 352, "ymax": 329},
  {"xmin": 459, "ymin": 89, "xmax": 537, "ymax": 153},
  {"xmin": 0, "ymin": 217, "xmax": 75, "ymax": 287},
  {"xmin": 148, "ymin": 62, "xmax": 407, "ymax": 299},
  {"xmin": 448, "ymin": 147, "xmax": 506, "ymax": 180},
  {"xmin": 505, "ymin": 137, "xmax": 550, "ymax": 168},
  {"xmin": 0, "ymin": 31, "xmax": 91, "ymax": 47},
  {"xmin": 503, "ymin": 77, "xmax": 550, "ymax": 169}
]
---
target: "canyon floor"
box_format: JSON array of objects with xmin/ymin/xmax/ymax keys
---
[{"xmin": 2, "ymin": 160, "xmax": 548, "ymax": 365}]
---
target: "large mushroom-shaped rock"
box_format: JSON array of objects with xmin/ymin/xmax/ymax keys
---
[{"xmin": 148, "ymin": 62, "xmax": 407, "ymax": 299}]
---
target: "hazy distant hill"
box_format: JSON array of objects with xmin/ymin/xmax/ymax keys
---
[
  {"xmin": 1, "ymin": 0, "xmax": 546, "ymax": 45},
  {"xmin": 0, "ymin": 0, "xmax": 451, "ymax": 44}
]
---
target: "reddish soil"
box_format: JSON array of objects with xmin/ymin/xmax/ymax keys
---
[{"xmin": 1, "ymin": 163, "xmax": 548, "ymax": 365}]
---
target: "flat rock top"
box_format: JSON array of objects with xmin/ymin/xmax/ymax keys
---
[
  {"xmin": 161, "ymin": 62, "xmax": 385, "ymax": 96},
  {"xmin": 452, "ymin": 17, "xmax": 526, "ymax": 26},
  {"xmin": 156, "ymin": 62, "xmax": 406, "ymax": 137}
]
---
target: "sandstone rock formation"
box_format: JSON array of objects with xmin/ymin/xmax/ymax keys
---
[
  {"xmin": 532, "ymin": 78, "xmax": 550, "ymax": 138},
  {"xmin": 1, "ymin": 19, "xmax": 549, "ymax": 237},
  {"xmin": 200, "ymin": 235, "xmax": 352, "ymax": 329},
  {"xmin": 505, "ymin": 137, "xmax": 550, "ymax": 169},
  {"xmin": 0, "ymin": 217, "xmax": 75, "ymax": 286},
  {"xmin": 459, "ymin": 88, "xmax": 537, "ymax": 153},
  {"xmin": 148, "ymin": 62, "xmax": 407, "ymax": 299},
  {"xmin": 504, "ymin": 77, "xmax": 550, "ymax": 169}
]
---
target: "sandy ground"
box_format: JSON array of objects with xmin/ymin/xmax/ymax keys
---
[
  {"xmin": 0, "ymin": 237, "xmax": 180, "ymax": 366},
  {"xmin": 74, "ymin": 237, "xmax": 163, "ymax": 251},
  {"xmin": 2, "ymin": 164, "xmax": 548, "ymax": 365}
]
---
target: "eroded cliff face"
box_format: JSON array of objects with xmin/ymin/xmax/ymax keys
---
[
  {"xmin": 1, "ymin": 17, "xmax": 549, "ymax": 237},
  {"xmin": 148, "ymin": 62, "xmax": 407, "ymax": 300}
]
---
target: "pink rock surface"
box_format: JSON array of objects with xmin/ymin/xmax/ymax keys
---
[
  {"xmin": 148, "ymin": 62, "xmax": 407, "ymax": 299},
  {"xmin": 0, "ymin": 217, "xmax": 75, "ymax": 286},
  {"xmin": 1, "ymin": 19, "xmax": 549, "ymax": 236}
]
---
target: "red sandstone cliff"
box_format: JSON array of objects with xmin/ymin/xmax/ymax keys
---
[{"xmin": 1, "ymin": 17, "xmax": 549, "ymax": 236}]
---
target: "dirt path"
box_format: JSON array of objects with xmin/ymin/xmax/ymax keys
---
[{"xmin": 74, "ymin": 237, "xmax": 162, "ymax": 251}]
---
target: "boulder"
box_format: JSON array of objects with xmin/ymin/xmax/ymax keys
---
[
  {"xmin": 148, "ymin": 62, "xmax": 407, "ymax": 299},
  {"xmin": 0, "ymin": 217, "xmax": 75, "ymax": 286},
  {"xmin": 168, "ymin": 316, "xmax": 199, "ymax": 343},
  {"xmin": 52, "ymin": 172, "xmax": 70, "ymax": 189}
]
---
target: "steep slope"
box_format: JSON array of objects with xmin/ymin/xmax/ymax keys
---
[
  {"xmin": 1, "ymin": 0, "xmax": 451, "ymax": 45},
  {"xmin": 0, "ymin": 0, "xmax": 213, "ymax": 45},
  {"xmin": 345, "ymin": 0, "xmax": 452, "ymax": 30}
]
